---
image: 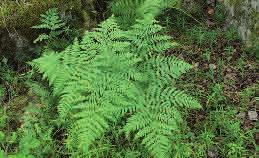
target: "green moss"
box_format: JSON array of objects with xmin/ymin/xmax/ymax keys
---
[{"xmin": 0, "ymin": 0, "xmax": 82, "ymax": 29}]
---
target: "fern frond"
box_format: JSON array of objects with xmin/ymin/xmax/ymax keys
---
[
  {"xmin": 125, "ymin": 81, "xmax": 200, "ymax": 158},
  {"xmin": 124, "ymin": 107, "xmax": 176, "ymax": 158},
  {"xmin": 30, "ymin": 51, "xmax": 69, "ymax": 95},
  {"xmin": 32, "ymin": 8, "xmax": 65, "ymax": 30},
  {"xmin": 128, "ymin": 19, "xmax": 173, "ymax": 58},
  {"xmin": 148, "ymin": 56, "xmax": 192, "ymax": 82}
]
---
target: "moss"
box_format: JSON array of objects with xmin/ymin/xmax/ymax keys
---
[{"xmin": 0, "ymin": 0, "xmax": 83, "ymax": 29}]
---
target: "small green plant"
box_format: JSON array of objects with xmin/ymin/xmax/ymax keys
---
[
  {"xmin": 245, "ymin": 35, "xmax": 259, "ymax": 59},
  {"xmin": 198, "ymin": 129, "xmax": 215, "ymax": 150},
  {"xmin": 224, "ymin": 46, "xmax": 234, "ymax": 60},
  {"xmin": 207, "ymin": 83, "xmax": 226, "ymax": 107},
  {"xmin": 0, "ymin": 81, "xmax": 58, "ymax": 158},
  {"xmin": 225, "ymin": 26, "xmax": 240, "ymax": 42},
  {"xmin": 0, "ymin": 58, "xmax": 19, "ymax": 100},
  {"xmin": 32, "ymin": 8, "xmax": 75, "ymax": 50},
  {"xmin": 195, "ymin": 108, "xmax": 250, "ymax": 157},
  {"xmin": 206, "ymin": 65, "xmax": 216, "ymax": 83},
  {"xmin": 187, "ymin": 26, "xmax": 218, "ymax": 48},
  {"xmin": 239, "ymin": 84, "xmax": 257, "ymax": 109},
  {"xmin": 202, "ymin": 48, "xmax": 212, "ymax": 61},
  {"xmin": 217, "ymin": 58, "xmax": 225, "ymax": 82},
  {"xmin": 213, "ymin": 3, "xmax": 227, "ymax": 25},
  {"xmin": 0, "ymin": 103, "xmax": 17, "ymax": 158},
  {"xmin": 237, "ymin": 55, "xmax": 246, "ymax": 77}
]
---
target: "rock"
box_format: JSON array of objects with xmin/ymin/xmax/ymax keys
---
[
  {"xmin": 208, "ymin": 149, "xmax": 218, "ymax": 158},
  {"xmin": 209, "ymin": 64, "xmax": 217, "ymax": 70},
  {"xmin": 248, "ymin": 111, "xmax": 258, "ymax": 121},
  {"xmin": 194, "ymin": 62, "xmax": 200, "ymax": 68},
  {"xmin": 236, "ymin": 112, "xmax": 246, "ymax": 119}
]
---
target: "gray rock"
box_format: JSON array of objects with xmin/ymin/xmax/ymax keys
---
[
  {"xmin": 248, "ymin": 111, "xmax": 258, "ymax": 121},
  {"xmin": 208, "ymin": 149, "xmax": 218, "ymax": 158},
  {"xmin": 236, "ymin": 112, "xmax": 246, "ymax": 119}
]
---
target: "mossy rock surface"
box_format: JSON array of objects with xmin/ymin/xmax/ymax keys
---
[
  {"xmin": 0, "ymin": 0, "xmax": 83, "ymax": 29},
  {"xmin": 224, "ymin": 0, "xmax": 258, "ymax": 57}
]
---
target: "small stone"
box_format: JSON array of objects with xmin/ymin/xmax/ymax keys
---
[
  {"xmin": 248, "ymin": 111, "xmax": 258, "ymax": 121},
  {"xmin": 226, "ymin": 68, "xmax": 232, "ymax": 72},
  {"xmin": 208, "ymin": 149, "xmax": 218, "ymax": 158},
  {"xmin": 194, "ymin": 62, "xmax": 199, "ymax": 68},
  {"xmin": 209, "ymin": 64, "xmax": 217, "ymax": 70},
  {"xmin": 207, "ymin": 8, "xmax": 215, "ymax": 15},
  {"xmin": 236, "ymin": 112, "xmax": 246, "ymax": 119}
]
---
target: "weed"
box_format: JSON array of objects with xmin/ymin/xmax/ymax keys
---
[
  {"xmin": 224, "ymin": 46, "xmax": 234, "ymax": 60},
  {"xmin": 217, "ymin": 58, "xmax": 225, "ymax": 81},
  {"xmin": 202, "ymin": 48, "xmax": 212, "ymax": 61},
  {"xmin": 186, "ymin": 26, "xmax": 218, "ymax": 48},
  {"xmin": 206, "ymin": 65, "xmax": 216, "ymax": 83},
  {"xmin": 213, "ymin": 3, "xmax": 227, "ymax": 26},
  {"xmin": 239, "ymin": 84, "xmax": 257, "ymax": 109},
  {"xmin": 207, "ymin": 83, "xmax": 226, "ymax": 107},
  {"xmin": 225, "ymin": 26, "xmax": 240, "ymax": 42},
  {"xmin": 237, "ymin": 55, "xmax": 246, "ymax": 77}
]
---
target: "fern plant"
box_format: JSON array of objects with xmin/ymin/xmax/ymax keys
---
[
  {"xmin": 31, "ymin": 16, "xmax": 200, "ymax": 158},
  {"xmin": 32, "ymin": 8, "xmax": 75, "ymax": 50}
]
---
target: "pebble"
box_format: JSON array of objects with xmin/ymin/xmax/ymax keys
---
[
  {"xmin": 209, "ymin": 64, "xmax": 217, "ymax": 70},
  {"xmin": 208, "ymin": 149, "xmax": 218, "ymax": 158},
  {"xmin": 236, "ymin": 112, "xmax": 246, "ymax": 119},
  {"xmin": 248, "ymin": 111, "xmax": 258, "ymax": 121}
]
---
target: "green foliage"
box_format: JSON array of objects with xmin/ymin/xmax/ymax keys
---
[
  {"xmin": 202, "ymin": 48, "xmax": 212, "ymax": 61},
  {"xmin": 31, "ymin": 16, "xmax": 200, "ymax": 157},
  {"xmin": 186, "ymin": 26, "xmax": 219, "ymax": 47},
  {"xmin": 213, "ymin": 3, "xmax": 227, "ymax": 25},
  {"xmin": 32, "ymin": 8, "xmax": 66, "ymax": 43},
  {"xmin": 0, "ymin": 58, "xmax": 19, "ymax": 100},
  {"xmin": 109, "ymin": 0, "xmax": 180, "ymax": 29},
  {"xmin": 239, "ymin": 84, "xmax": 258, "ymax": 109},
  {"xmin": 225, "ymin": 26, "xmax": 240, "ymax": 42},
  {"xmin": 202, "ymin": 109, "xmax": 250, "ymax": 157},
  {"xmin": 32, "ymin": 8, "xmax": 76, "ymax": 50},
  {"xmin": 245, "ymin": 34, "xmax": 259, "ymax": 59},
  {"xmin": 192, "ymin": 103, "xmax": 254, "ymax": 157},
  {"xmin": 0, "ymin": 81, "xmax": 58, "ymax": 158},
  {"xmin": 207, "ymin": 83, "xmax": 226, "ymax": 107}
]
